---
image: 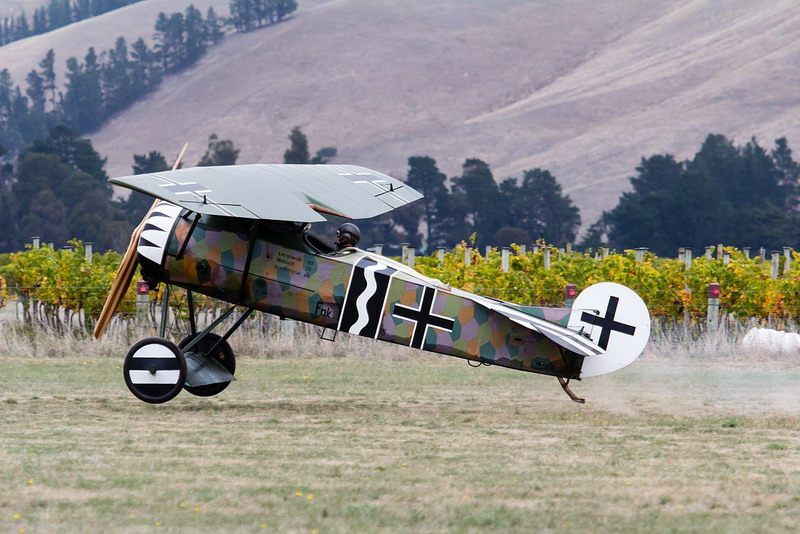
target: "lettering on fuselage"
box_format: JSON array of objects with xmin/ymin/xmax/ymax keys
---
[
  {"xmin": 314, "ymin": 301, "xmax": 335, "ymax": 319},
  {"xmin": 275, "ymin": 249, "xmax": 311, "ymax": 279},
  {"xmin": 338, "ymin": 257, "xmax": 397, "ymax": 338}
]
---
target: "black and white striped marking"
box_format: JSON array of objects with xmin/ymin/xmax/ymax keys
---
[
  {"xmin": 123, "ymin": 338, "xmax": 186, "ymax": 404},
  {"xmin": 138, "ymin": 203, "xmax": 182, "ymax": 265},
  {"xmin": 338, "ymin": 257, "xmax": 397, "ymax": 338}
]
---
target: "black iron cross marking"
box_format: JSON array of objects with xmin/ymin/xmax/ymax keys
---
[
  {"xmin": 393, "ymin": 286, "xmax": 455, "ymax": 349},
  {"xmin": 580, "ymin": 296, "xmax": 636, "ymax": 350}
]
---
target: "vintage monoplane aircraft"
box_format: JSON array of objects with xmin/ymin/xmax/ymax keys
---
[{"xmin": 95, "ymin": 162, "xmax": 650, "ymax": 404}]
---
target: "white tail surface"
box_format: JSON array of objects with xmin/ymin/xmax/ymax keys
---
[{"xmin": 567, "ymin": 282, "xmax": 651, "ymax": 377}]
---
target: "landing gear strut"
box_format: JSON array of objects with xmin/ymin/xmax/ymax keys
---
[{"xmin": 122, "ymin": 286, "xmax": 252, "ymax": 404}]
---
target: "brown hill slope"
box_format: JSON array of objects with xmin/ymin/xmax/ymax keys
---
[
  {"xmin": 0, "ymin": 0, "xmax": 228, "ymax": 83},
  {"xmin": 5, "ymin": 0, "xmax": 800, "ymax": 229}
]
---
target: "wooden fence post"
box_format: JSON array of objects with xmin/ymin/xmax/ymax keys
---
[
  {"xmin": 401, "ymin": 243, "xmax": 409, "ymax": 264},
  {"xmin": 635, "ymin": 247, "xmax": 648, "ymax": 263},
  {"xmin": 406, "ymin": 246, "xmax": 415, "ymax": 268},
  {"xmin": 485, "ymin": 245, "xmax": 492, "ymax": 258},
  {"xmin": 707, "ymin": 283, "xmax": 720, "ymax": 332},
  {"xmin": 465, "ymin": 246, "xmax": 472, "ymax": 266},
  {"xmin": 136, "ymin": 280, "xmax": 149, "ymax": 332},
  {"xmin": 682, "ymin": 248, "xmax": 692, "ymax": 269},
  {"xmin": 374, "ymin": 244, "xmax": 383, "ymax": 256},
  {"xmin": 32, "ymin": 236, "xmax": 40, "ymax": 249},
  {"xmin": 705, "ymin": 246, "xmax": 713, "ymax": 260},
  {"xmin": 683, "ymin": 248, "xmax": 692, "ymax": 326},
  {"xmin": 501, "ymin": 247, "xmax": 510, "ymax": 272},
  {"xmin": 543, "ymin": 248, "xmax": 551, "ymax": 270},
  {"xmin": 519, "ymin": 244, "xmax": 526, "ymax": 255},
  {"xmin": 743, "ymin": 247, "xmax": 750, "ymax": 259},
  {"xmin": 770, "ymin": 251, "xmax": 780, "ymax": 279},
  {"xmin": 437, "ymin": 246, "xmax": 446, "ymax": 266},
  {"xmin": 85, "ymin": 242, "xmax": 93, "ymax": 263},
  {"xmin": 784, "ymin": 247, "xmax": 792, "ymax": 273}
]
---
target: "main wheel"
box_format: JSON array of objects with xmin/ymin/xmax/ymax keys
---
[
  {"xmin": 178, "ymin": 333, "xmax": 236, "ymax": 397},
  {"xmin": 123, "ymin": 337, "xmax": 186, "ymax": 404}
]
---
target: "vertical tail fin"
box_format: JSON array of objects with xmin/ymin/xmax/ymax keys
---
[{"xmin": 567, "ymin": 282, "xmax": 650, "ymax": 377}]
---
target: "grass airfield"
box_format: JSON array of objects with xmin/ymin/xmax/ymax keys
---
[{"xmin": 2, "ymin": 341, "xmax": 800, "ymax": 532}]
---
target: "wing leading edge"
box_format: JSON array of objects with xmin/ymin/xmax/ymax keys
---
[{"xmin": 110, "ymin": 164, "xmax": 423, "ymax": 222}]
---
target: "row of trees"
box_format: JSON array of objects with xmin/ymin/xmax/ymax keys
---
[
  {"xmin": 0, "ymin": 123, "xmax": 580, "ymax": 255},
  {"xmin": 0, "ymin": 5, "xmax": 222, "ymax": 151},
  {"xmin": 282, "ymin": 127, "xmax": 580, "ymax": 252},
  {"xmin": 357, "ymin": 157, "xmax": 580, "ymax": 253},
  {"xmin": 0, "ymin": 126, "xmax": 242, "ymax": 253},
  {"xmin": 0, "ymin": 0, "xmax": 143, "ymax": 47},
  {"xmin": 590, "ymin": 135, "xmax": 800, "ymax": 255},
  {"xmin": 3, "ymin": 124, "xmax": 798, "ymax": 259},
  {"xmin": 229, "ymin": 0, "xmax": 298, "ymax": 32},
  {"xmin": 0, "ymin": 1, "xmax": 297, "ymax": 156}
]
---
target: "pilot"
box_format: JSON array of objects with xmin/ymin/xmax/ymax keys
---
[{"xmin": 335, "ymin": 222, "xmax": 360, "ymax": 249}]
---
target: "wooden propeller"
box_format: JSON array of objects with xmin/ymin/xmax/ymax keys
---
[{"xmin": 94, "ymin": 143, "xmax": 188, "ymax": 339}]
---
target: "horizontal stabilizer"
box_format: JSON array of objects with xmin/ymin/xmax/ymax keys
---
[{"xmin": 448, "ymin": 287, "xmax": 605, "ymax": 358}]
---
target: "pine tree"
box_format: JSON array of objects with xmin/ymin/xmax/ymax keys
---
[
  {"xmin": 183, "ymin": 5, "xmax": 207, "ymax": 65},
  {"xmin": 198, "ymin": 134, "xmax": 240, "ymax": 166},
  {"xmin": 451, "ymin": 158, "xmax": 500, "ymax": 245},
  {"xmin": 206, "ymin": 7, "xmax": 225, "ymax": 44},
  {"xmin": 25, "ymin": 70, "xmax": 46, "ymax": 113},
  {"xmin": 102, "ymin": 37, "xmax": 132, "ymax": 114},
  {"xmin": 283, "ymin": 127, "xmax": 310, "ymax": 164},
  {"xmin": 277, "ymin": 0, "xmax": 298, "ymax": 21},
  {"xmin": 39, "ymin": 49, "xmax": 57, "ymax": 112},
  {"xmin": 62, "ymin": 52, "xmax": 104, "ymax": 132},
  {"xmin": 405, "ymin": 156, "xmax": 450, "ymax": 248},
  {"xmin": 130, "ymin": 38, "xmax": 161, "ymax": 96}
]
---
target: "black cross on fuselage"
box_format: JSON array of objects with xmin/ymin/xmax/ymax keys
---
[
  {"xmin": 580, "ymin": 296, "xmax": 636, "ymax": 350},
  {"xmin": 392, "ymin": 286, "xmax": 455, "ymax": 349}
]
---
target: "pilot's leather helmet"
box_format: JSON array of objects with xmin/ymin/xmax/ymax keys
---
[{"xmin": 336, "ymin": 222, "xmax": 360, "ymax": 248}]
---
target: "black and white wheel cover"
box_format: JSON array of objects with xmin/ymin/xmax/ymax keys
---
[{"xmin": 123, "ymin": 337, "xmax": 186, "ymax": 404}]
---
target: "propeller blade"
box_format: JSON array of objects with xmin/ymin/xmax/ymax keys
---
[
  {"xmin": 93, "ymin": 226, "xmax": 143, "ymax": 338},
  {"xmin": 93, "ymin": 143, "xmax": 188, "ymax": 339}
]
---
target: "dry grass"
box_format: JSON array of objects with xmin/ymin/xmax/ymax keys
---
[{"xmin": 2, "ymin": 318, "xmax": 800, "ymax": 532}]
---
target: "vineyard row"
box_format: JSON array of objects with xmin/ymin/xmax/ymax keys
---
[{"xmin": 2, "ymin": 241, "xmax": 800, "ymax": 327}]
